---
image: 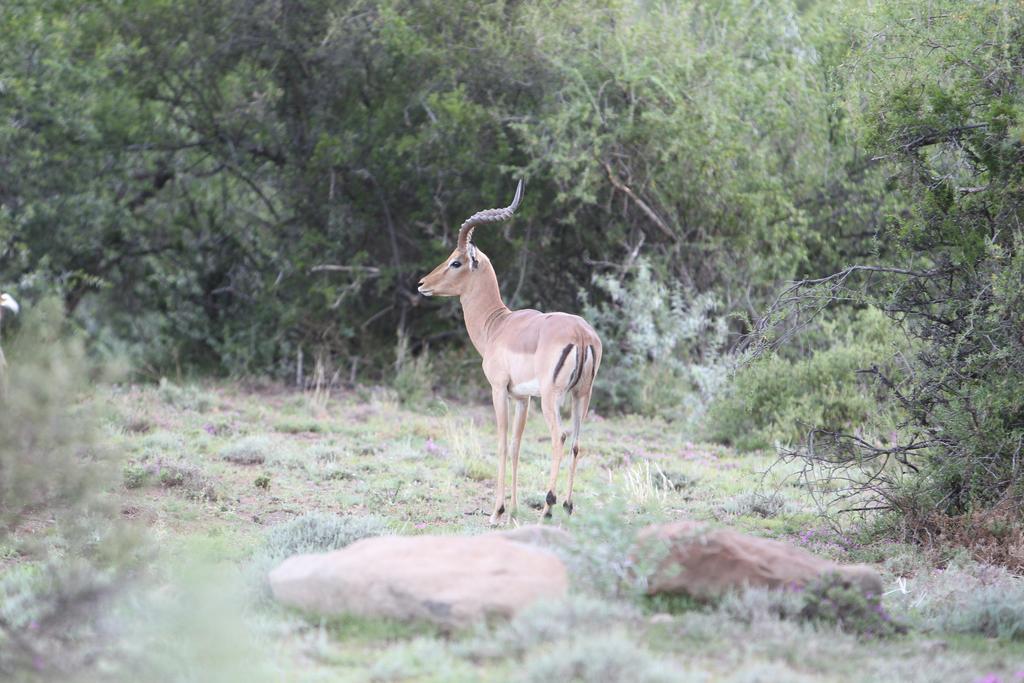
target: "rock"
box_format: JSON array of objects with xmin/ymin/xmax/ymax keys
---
[
  {"xmin": 269, "ymin": 534, "xmax": 568, "ymax": 628},
  {"xmin": 637, "ymin": 521, "xmax": 883, "ymax": 600},
  {"xmin": 486, "ymin": 524, "xmax": 573, "ymax": 549}
]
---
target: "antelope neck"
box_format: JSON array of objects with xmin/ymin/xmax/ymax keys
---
[{"xmin": 459, "ymin": 264, "xmax": 509, "ymax": 356}]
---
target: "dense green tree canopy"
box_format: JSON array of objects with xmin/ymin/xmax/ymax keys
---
[{"xmin": 1, "ymin": 0, "xmax": 888, "ymax": 377}]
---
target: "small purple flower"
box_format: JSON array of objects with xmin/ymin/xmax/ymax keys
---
[
  {"xmin": 203, "ymin": 423, "xmax": 217, "ymax": 435},
  {"xmin": 974, "ymin": 675, "xmax": 1002, "ymax": 683}
]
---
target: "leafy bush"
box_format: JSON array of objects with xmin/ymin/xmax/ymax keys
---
[
  {"xmin": 123, "ymin": 457, "xmax": 217, "ymax": 501},
  {"xmin": 0, "ymin": 299, "xmax": 136, "ymax": 677},
  {"xmin": 708, "ymin": 308, "xmax": 899, "ymax": 451},
  {"xmin": 262, "ymin": 513, "xmax": 390, "ymax": 561},
  {"xmin": 581, "ymin": 260, "xmax": 728, "ymax": 419},
  {"xmin": 369, "ymin": 637, "xmax": 475, "ymax": 683},
  {"xmin": 458, "ymin": 596, "xmax": 639, "ymax": 661},
  {"xmin": 888, "ymin": 562, "xmax": 1024, "ymax": 641},
  {"xmin": 248, "ymin": 513, "xmax": 391, "ymax": 606},
  {"xmin": 219, "ymin": 436, "xmax": 272, "ymax": 465},
  {"xmin": 718, "ymin": 492, "xmax": 796, "ymax": 520},
  {"xmin": 798, "ymin": 573, "xmax": 904, "ymax": 638},
  {"xmin": 518, "ymin": 633, "xmax": 681, "ymax": 683},
  {"xmin": 716, "ymin": 587, "xmax": 805, "ymax": 625},
  {"xmin": 556, "ymin": 502, "xmax": 666, "ymax": 599},
  {"xmin": 3, "ymin": 0, "xmax": 879, "ymax": 380},
  {"xmin": 392, "ymin": 335, "xmax": 435, "ymax": 408},
  {"xmin": 157, "ymin": 378, "xmax": 214, "ymax": 413},
  {"xmin": 748, "ymin": 1, "xmax": 1024, "ymax": 520}
]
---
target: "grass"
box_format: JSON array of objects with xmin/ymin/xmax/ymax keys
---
[{"xmin": 7, "ymin": 381, "xmax": 1024, "ymax": 681}]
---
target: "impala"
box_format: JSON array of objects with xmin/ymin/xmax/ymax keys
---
[
  {"xmin": 0, "ymin": 292, "xmax": 19, "ymax": 373},
  {"xmin": 418, "ymin": 181, "xmax": 602, "ymax": 525}
]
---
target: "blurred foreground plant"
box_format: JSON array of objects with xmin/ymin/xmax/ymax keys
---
[{"xmin": 0, "ymin": 298, "xmax": 136, "ymax": 677}]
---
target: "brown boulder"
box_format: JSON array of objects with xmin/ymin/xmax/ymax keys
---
[
  {"xmin": 637, "ymin": 521, "xmax": 883, "ymax": 600},
  {"xmin": 268, "ymin": 534, "xmax": 568, "ymax": 628}
]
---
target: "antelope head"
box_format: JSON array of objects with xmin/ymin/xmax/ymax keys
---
[{"xmin": 417, "ymin": 180, "xmax": 523, "ymax": 298}]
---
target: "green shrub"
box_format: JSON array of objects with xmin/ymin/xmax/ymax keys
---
[
  {"xmin": 273, "ymin": 417, "xmax": 322, "ymax": 434},
  {"xmin": 157, "ymin": 378, "xmax": 214, "ymax": 412},
  {"xmin": 581, "ymin": 260, "xmax": 728, "ymax": 420},
  {"xmin": 0, "ymin": 298, "xmax": 137, "ymax": 676},
  {"xmin": 556, "ymin": 502, "xmax": 666, "ymax": 599},
  {"xmin": 392, "ymin": 335, "xmax": 435, "ymax": 408},
  {"xmin": 888, "ymin": 562, "xmax": 1024, "ymax": 641},
  {"xmin": 798, "ymin": 573, "xmax": 904, "ymax": 638},
  {"xmin": 369, "ymin": 637, "xmax": 476, "ymax": 683},
  {"xmin": 518, "ymin": 633, "xmax": 681, "ymax": 683},
  {"xmin": 122, "ymin": 458, "xmax": 217, "ymax": 501},
  {"xmin": 219, "ymin": 436, "xmax": 272, "ymax": 465},
  {"xmin": 718, "ymin": 492, "xmax": 795, "ymax": 519},
  {"xmin": 248, "ymin": 513, "xmax": 390, "ymax": 606},
  {"xmin": 458, "ymin": 596, "xmax": 639, "ymax": 661},
  {"xmin": 716, "ymin": 587, "xmax": 805, "ymax": 624},
  {"xmin": 262, "ymin": 512, "xmax": 389, "ymax": 560},
  {"xmin": 708, "ymin": 308, "xmax": 899, "ymax": 451},
  {"xmin": 254, "ymin": 474, "xmax": 270, "ymax": 490},
  {"xmin": 123, "ymin": 463, "xmax": 148, "ymax": 489}
]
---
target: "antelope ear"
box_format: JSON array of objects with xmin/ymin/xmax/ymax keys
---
[{"xmin": 467, "ymin": 243, "xmax": 479, "ymax": 270}]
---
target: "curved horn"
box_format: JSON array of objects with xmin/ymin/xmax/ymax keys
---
[{"xmin": 457, "ymin": 179, "xmax": 524, "ymax": 252}]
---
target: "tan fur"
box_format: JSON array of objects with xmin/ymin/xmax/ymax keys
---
[{"xmin": 419, "ymin": 244, "xmax": 602, "ymax": 524}]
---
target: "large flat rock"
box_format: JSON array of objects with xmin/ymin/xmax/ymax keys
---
[
  {"xmin": 269, "ymin": 534, "xmax": 568, "ymax": 627},
  {"xmin": 638, "ymin": 521, "xmax": 883, "ymax": 600}
]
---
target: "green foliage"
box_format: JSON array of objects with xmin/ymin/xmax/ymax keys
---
[
  {"xmin": 518, "ymin": 633, "xmax": 681, "ymax": 683},
  {"xmin": 557, "ymin": 502, "xmax": 666, "ymax": 599},
  {"xmin": 864, "ymin": 0, "xmax": 1024, "ymax": 515},
  {"xmin": 752, "ymin": 0, "xmax": 1024, "ymax": 516},
  {"xmin": 369, "ymin": 637, "xmax": 476, "ymax": 683},
  {"xmin": 458, "ymin": 596, "xmax": 639, "ymax": 661},
  {"xmin": 219, "ymin": 436, "xmax": 272, "ymax": 465},
  {"xmin": 392, "ymin": 335, "xmax": 436, "ymax": 408},
  {"xmin": 0, "ymin": 298, "xmax": 136, "ymax": 677},
  {"xmin": 581, "ymin": 260, "xmax": 727, "ymax": 418},
  {"xmin": 888, "ymin": 562, "xmax": 1024, "ymax": 641},
  {"xmin": 716, "ymin": 578, "xmax": 903, "ymax": 639},
  {"xmin": 0, "ymin": 0, "xmax": 887, "ymax": 380},
  {"xmin": 157, "ymin": 379, "xmax": 214, "ymax": 413},
  {"xmin": 799, "ymin": 573, "xmax": 904, "ymax": 638},
  {"xmin": 262, "ymin": 512, "xmax": 390, "ymax": 561},
  {"xmin": 709, "ymin": 308, "xmax": 900, "ymax": 451},
  {"xmin": 122, "ymin": 457, "xmax": 217, "ymax": 501}
]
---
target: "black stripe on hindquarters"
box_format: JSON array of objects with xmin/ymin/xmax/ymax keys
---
[
  {"xmin": 552, "ymin": 344, "xmax": 574, "ymax": 383},
  {"xmin": 588, "ymin": 344, "xmax": 597, "ymax": 382},
  {"xmin": 566, "ymin": 345, "xmax": 585, "ymax": 392}
]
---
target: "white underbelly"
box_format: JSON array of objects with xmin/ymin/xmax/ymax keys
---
[{"xmin": 510, "ymin": 379, "xmax": 540, "ymax": 397}]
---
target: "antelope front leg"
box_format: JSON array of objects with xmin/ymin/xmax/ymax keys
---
[{"xmin": 489, "ymin": 388, "xmax": 510, "ymax": 526}]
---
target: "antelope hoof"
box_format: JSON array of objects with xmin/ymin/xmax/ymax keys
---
[
  {"xmin": 489, "ymin": 504, "xmax": 506, "ymax": 527},
  {"xmin": 563, "ymin": 500, "xmax": 574, "ymax": 515}
]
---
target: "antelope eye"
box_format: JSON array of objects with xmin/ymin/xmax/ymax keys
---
[{"xmin": 450, "ymin": 261, "xmax": 462, "ymax": 269}]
